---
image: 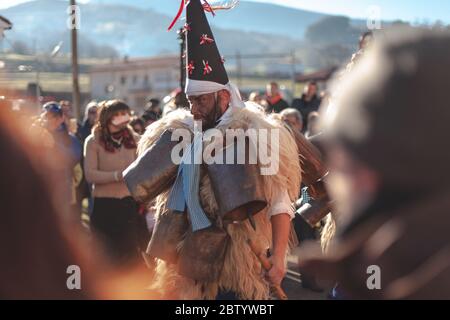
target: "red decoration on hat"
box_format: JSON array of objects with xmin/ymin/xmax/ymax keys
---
[
  {"xmin": 167, "ymin": 0, "xmax": 189, "ymax": 31},
  {"xmin": 187, "ymin": 61, "xmax": 195, "ymax": 75},
  {"xmin": 202, "ymin": 0, "xmax": 216, "ymax": 16},
  {"xmin": 168, "ymin": 0, "xmax": 217, "ymax": 31},
  {"xmin": 200, "ymin": 34, "xmax": 214, "ymax": 45},
  {"xmin": 221, "ymin": 56, "xmax": 226, "ymax": 64},
  {"xmin": 203, "ymin": 60, "xmax": 212, "ymax": 75}
]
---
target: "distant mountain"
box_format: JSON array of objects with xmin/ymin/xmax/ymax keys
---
[
  {"xmin": 91, "ymin": 0, "xmax": 328, "ymax": 39},
  {"xmin": 0, "ymin": 0, "xmax": 304, "ymax": 58},
  {"xmin": 0, "ymin": 0, "xmax": 366, "ymax": 70}
]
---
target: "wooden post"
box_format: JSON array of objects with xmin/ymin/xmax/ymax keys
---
[
  {"xmin": 236, "ymin": 51, "xmax": 242, "ymax": 88},
  {"xmin": 178, "ymin": 28, "xmax": 186, "ymax": 91},
  {"xmin": 70, "ymin": 0, "xmax": 81, "ymax": 120}
]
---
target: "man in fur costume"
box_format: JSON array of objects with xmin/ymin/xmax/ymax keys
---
[{"xmin": 123, "ymin": 0, "xmax": 300, "ymax": 300}]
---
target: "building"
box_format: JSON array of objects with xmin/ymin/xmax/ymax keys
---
[{"xmin": 89, "ymin": 55, "xmax": 180, "ymax": 112}]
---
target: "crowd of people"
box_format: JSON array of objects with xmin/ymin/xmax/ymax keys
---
[
  {"xmin": 18, "ymin": 77, "xmax": 326, "ymax": 270},
  {"xmin": 2, "ymin": 6, "xmax": 450, "ymax": 300},
  {"xmin": 246, "ymin": 81, "xmax": 324, "ymax": 137}
]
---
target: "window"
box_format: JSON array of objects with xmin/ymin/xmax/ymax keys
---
[{"xmin": 120, "ymin": 76, "xmax": 127, "ymax": 86}]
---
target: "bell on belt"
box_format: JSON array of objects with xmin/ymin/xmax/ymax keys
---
[
  {"xmin": 123, "ymin": 130, "xmax": 190, "ymax": 203},
  {"xmin": 177, "ymin": 225, "xmax": 230, "ymax": 282},
  {"xmin": 289, "ymin": 126, "xmax": 333, "ymax": 226},
  {"xmin": 206, "ymin": 137, "xmax": 267, "ymax": 222},
  {"xmin": 145, "ymin": 209, "xmax": 189, "ymax": 264},
  {"xmin": 297, "ymin": 198, "xmax": 333, "ymax": 228}
]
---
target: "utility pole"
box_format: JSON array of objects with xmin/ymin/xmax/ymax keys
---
[
  {"xmin": 291, "ymin": 50, "xmax": 296, "ymax": 95},
  {"xmin": 236, "ymin": 51, "xmax": 242, "ymax": 88},
  {"xmin": 70, "ymin": 0, "xmax": 81, "ymax": 120},
  {"xmin": 34, "ymin": 40, "xmax": 40, "ymax": 106},
  {"xmin": 177, "ymin": 27, "xmax": 186, "ymax": 90},
  {"xmin": 0, "ymin": 15, "xmax": 13, "ymax": 53}
]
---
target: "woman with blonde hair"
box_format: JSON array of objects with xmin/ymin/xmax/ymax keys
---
[{"xmin": 84, "ymin": 100, "xmax": 148, "ymax": 266}]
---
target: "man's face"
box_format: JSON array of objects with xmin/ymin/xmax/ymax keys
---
[
  {"xmin": 306, "ymin": 84, "xmax": 317, "ymax": 97},
  {"xmin": 267, "ymin": 84, "xmax": 279, "ymax": 97},
  {"xmin": 188, "ymin": 91, "xmax": 229, "ymax": 130}
]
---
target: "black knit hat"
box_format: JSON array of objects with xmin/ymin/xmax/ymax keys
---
[{"xmin": 184, "ymin": 0, "xmax": 229, "ymax": 91}]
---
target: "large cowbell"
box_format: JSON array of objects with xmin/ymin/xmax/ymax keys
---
[
  {"xmin": 123, "ymin": 130, "xmax": 187, "ymax": 203},
  {"xmin": 206, "ymin": 135, "xmax": 268, "ymax": 222}
]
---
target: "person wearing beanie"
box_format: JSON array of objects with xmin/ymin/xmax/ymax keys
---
[{"xmin": 36, "ymin": 102, "xmax": 82, "ymax": 220}]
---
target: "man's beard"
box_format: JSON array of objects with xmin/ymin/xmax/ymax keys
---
[
  {"xmin": 202, "ymin": 113, "xmax": 217, "ymax": 131},
  {"xmin": 201, "ymin": 98, "xmax": 222, "ymax": 131}
]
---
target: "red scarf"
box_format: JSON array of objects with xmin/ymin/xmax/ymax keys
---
[
  {"xmin": 101, "ymin": 129, "xmax": 136, "ymax": 153},
  {"xmin": 268, "ymin": 93, "xmax": 282, "ymax": 106}
]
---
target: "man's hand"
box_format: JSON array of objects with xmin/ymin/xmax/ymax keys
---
[
  {"xmin": 268, "ymin": 212, "xmax": 291, "ymax": 286},
  {"xmin": 267, "ymin": 255, "xmax": 286, "ymax": 286}
]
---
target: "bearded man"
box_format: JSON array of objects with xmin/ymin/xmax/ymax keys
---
[{"xmin": 123, "ymin": 0, "xmax": 301, "ymax": 300}]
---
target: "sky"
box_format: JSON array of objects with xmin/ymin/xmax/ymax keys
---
[
  {"xmin": 1, "ymin": 0, "xmax": 449, "ymax": 23},
  {"xmin": 246, "ymin": 0, "xmax": 450, "ymax": 23}
]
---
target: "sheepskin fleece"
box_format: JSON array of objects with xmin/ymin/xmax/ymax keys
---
[{"xmin": 138, "ymin": 106, "xmax": 301, "ymax": 300}]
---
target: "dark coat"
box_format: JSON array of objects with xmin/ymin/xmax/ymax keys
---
[
  {"xmin": 292, "ymin": 94, "xmax": 322, "ymax": 128},
  {"xmin": 267, "ymin": 98, "xmax": 289, "ymax": 114}
]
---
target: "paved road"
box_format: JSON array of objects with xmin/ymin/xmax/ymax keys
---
[{"xmin": 281, "ymin": 255, "xmax": 329, "ymax": 300}]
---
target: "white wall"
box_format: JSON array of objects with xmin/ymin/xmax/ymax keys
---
[{"xmin": 90, "ymin": 64, "xmax": 179, "ymax": 109}]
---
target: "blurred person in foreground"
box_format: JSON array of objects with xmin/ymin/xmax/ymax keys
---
[
  {"xmin": 265, "ymin": 82, "xmax": 289, "ymax": 113},
  {"xmin": 84, "ymin": 100, "xmax": 149, "ymax": 266},
  {"xmin": 345, "ymin": 31, "xmax": 375, "ymax": 73},
  {"xmin": 359, "ymin": 31, "xmax": 374, "ymax": 51},
  {"xmin": 0, "ymin": 106, "xmax": 154, "ymax": 299},
  {"xmin": 298, "ymin": 28, "xmax": 450, "ymax": 299},
  {"xmin": 1, "ymin": 107, "xmax": 97, "ymax": 299}
]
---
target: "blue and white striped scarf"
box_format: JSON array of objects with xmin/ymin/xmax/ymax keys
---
[{"xmin": 167, "ymin": 134, "xmax": 212, "ymax": 232}]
